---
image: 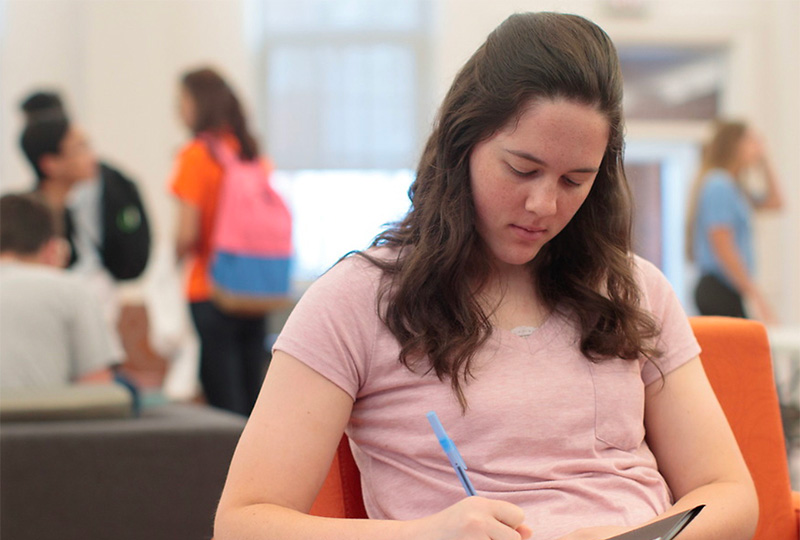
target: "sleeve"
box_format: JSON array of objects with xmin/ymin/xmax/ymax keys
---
[
  {"xmin": 698, "ymin": 174, "xmax": 740, "ymax": 229},
  {"xmin": 273, "ymin": 256, "xmax": 381, "ymax": 400},
  {"xmin": 67, "ymin": 278, "xmax": 122, "ymax": 379},
  {"xmin": 635, "ymin": 257, "xmax": 702, "ymax": 385},
  {"xmin": 169, "ymin": 141, "xmax": 215, "ymax": 208}
]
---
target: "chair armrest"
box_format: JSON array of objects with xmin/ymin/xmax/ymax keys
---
[{"xmin": 793, "ymin": 491, "xmax": 800, "ymax": 536}]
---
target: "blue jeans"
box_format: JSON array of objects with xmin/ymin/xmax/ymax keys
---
[{"xmin": 190, "ymin": 301, "xmax": 269, "ymax": 415}]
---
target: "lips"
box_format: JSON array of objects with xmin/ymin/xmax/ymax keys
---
[
  {"xmin": 514, "ymin": 224, "xmax": 547, "ymax": 234},
  {"xmin": 510, "ymin": 224, "xmax": 548, "ymax": 241}
]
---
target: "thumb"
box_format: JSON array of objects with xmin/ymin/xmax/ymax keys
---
[{"xmin": 516, "ymin": 524, "xmax": 533, "ymax": 539}]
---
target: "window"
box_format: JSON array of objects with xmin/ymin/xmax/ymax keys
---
[
  {"xmin": 255, "ymin": 0, "xmax": 430, "ymax": 282},
  {"xmin": 259, "ymin": 0, "xmax": 430, "ymax": 169},
  {"xmin": 619, "ymin": 45, "xmax": 727, "ymax": 121}
]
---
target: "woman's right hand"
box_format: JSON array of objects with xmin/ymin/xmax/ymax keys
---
[{"xmin": 409, "ymin": 496, "xmax": 533, "ymax": 540}]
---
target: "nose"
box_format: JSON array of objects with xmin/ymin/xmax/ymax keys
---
[{"xmin": 524, "ymin": 177, "xmax": 558, "ymax": 217}]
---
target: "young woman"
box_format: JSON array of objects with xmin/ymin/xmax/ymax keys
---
[
  {"xmin": 687, "ymin": 121, "xmax": 783, "ymax": 323},
  {"xmin": 214, "ymin": 13, "xmax": 757, "ymax": 540},
  {"xmin": 169, "ymin": 67, "xmax": 269, "ymax": 416}
]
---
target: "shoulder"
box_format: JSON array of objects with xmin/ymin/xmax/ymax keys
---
[
  {"xmin": 293, "ymin": 247, "xmax": 397, "ymax": 313},
  {"xmin": 313, "ymin": 247, "xmax": 393, "ymax": 290},
  {"xmin": 1, "ymin": 262, "xmax": 64, "ymax": 282},
  {"xmin": 630, "ymin": 255, "xmax": 676, "ymax": 310},
  {"xmin": 701, "ymin": 169, "xmax": 739, "ymax": 196},
  {"xmin": 0, "ymin": 263, "xmax": 92, "ymax": 298},
  {"xmin": 99, "ymin": 161, "xmax": 136, "ymax": 186},
  {"xmin": 170, "ymin": 137, "xmax": 222, "ymax": 195},
  {"xmin": 176, "ymin": 138, "xmax": 214, "ymax": 164},
  {"xmin": 631, "ymin": 254, "xmax": 664, "ymax": 285}
]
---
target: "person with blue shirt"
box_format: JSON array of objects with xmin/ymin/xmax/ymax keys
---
[{"xmin": 687, "ymin": 121, "xmax": 783, "ymax": 323}]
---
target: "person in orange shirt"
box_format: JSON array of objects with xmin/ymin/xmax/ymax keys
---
[{"xmin": 169, "ymin": 67, "xmax": 269, "ymax": 415}]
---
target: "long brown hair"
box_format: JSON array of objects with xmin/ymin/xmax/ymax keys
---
[
  {"xmin": 685, "ymin": 120, "xmax": 749, "ymax": 261},
  {"xmin": 358, "ymin": 12, "xmax": 660, "ymax": 409},
  {"xmin": 181, "ymin": 67, "xmax": 259, "ymax": 161}
]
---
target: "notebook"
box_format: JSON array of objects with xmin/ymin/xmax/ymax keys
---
[{"xmin": 606, "ymin": 505, "xmax": 705, "ymax": 540}]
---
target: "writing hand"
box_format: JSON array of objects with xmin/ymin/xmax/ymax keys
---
[{"xmin": 410, "ymin": 496, "xmax": 533, "ymax": 540}]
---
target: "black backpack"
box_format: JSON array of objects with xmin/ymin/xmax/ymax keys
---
[
  {"xmin": 98, "ymin": 163, "xmax": 151, "ymax": 280},
  {"xmin": 64, "ymin": 162, "xmax": 151, "ymax": 281}
]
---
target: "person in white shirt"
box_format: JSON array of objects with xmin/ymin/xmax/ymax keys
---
[{"xmin": 0, "ymin": 193, "xmax": 121, "ymax": 388}]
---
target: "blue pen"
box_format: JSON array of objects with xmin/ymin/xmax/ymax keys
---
[{"xmin": 426, "ymin": 411, "xmax": 477, "ymax": 496}]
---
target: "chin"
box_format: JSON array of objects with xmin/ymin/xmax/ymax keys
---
[{"xmin": 493, "ymin": 249, "xmax": 542, "ymax": 269}]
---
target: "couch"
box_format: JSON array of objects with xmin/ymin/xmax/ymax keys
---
[{"xmin": 1, "ymin": 402, "xmax": 246, "ymax": 540}]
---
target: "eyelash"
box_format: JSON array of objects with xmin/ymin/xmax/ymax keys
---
[{"xmin": 507, "ymin": 165, "xmax": 581, "ymax": 187}]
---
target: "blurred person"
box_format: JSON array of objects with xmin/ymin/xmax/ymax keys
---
[
  {"xmin": 19, "ymin": 90, "xmax": 152, "ymax": 283},
  {"xmin": 19, "ymin": 115, "xmax": 127, "ymax": 363},
  {"xmin": 20, "ymin": 91, "xmax": 164, "ymax": 394},
  {"xmin": 19, "ymin": 115, "xmax": 96, "ymax": 220},
  {"xmin": 169, "ymin": 67, "xmax": 271, "ymax": 416},
  {"xmin": 0, "ymin": 193, "xmax": 120, "ymax": 388},
  {"xmin": 687, "ymin": 120, "xmax": 784, "ymax": 323}
]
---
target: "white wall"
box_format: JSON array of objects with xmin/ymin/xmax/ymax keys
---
[
  {"xmin": 1, "ymin": 0, "xmax": 798, "ymax": 324},
  {"xmin": 0, "ymin": 0, "xmax": 257, "ymax": 252},
  {"xmin": 431, "ymin": 0, "xmax": 800, "ymax": 324}
]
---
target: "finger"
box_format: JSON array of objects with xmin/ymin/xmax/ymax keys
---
[
  {"xmin": 486, "ymin": 499, "xmax": 526, "ymax": 530},
  {"xmin": 486, "ymin": 518, "xmax": 524, "ymax": 540},
  {"xmin": 516, "ymin": 524, "xmax": 533, "ymax": 539}
]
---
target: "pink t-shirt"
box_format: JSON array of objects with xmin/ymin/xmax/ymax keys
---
[{"xmin": 274, "ymin": 248, "xmax": 700, "ymax": 539}]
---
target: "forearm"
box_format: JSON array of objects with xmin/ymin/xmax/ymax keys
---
[
  {"xmin": 755, "ymin": 158, "xmax": 783, "ymax": 210},
  {"xmin": 714, "ymin": 242, "xmax": 755, "ymax": 296},
  {"xmin": 660, "ymin": 480, "xmax": 758, "ymax": 540},
  {"xmin": 214, "ymin": 503, "xmax": 416, "ymax": 540},
  {"xmin": 708, "ymin": 228, "xmax": 757, "ymax": 297},
  {"xmin": 174, "ymin": 200, "xmax": 199, "ymax": 262},
  {"xmin": 174, "ymin": 236, "xmax": 196, "ymax": 262}
]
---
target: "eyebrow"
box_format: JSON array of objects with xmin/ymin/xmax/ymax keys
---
[{"xmin": 506, "ymin": 149, "xmax": 600, "ymax": 174}]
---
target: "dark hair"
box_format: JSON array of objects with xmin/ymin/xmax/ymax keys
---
[
  {"xmin": 0, "ymin": 193, "xmax": 59, "ymax": 255},
  {"xmin": 685, "ymin": 120, "xmax": 749, "ymax": 260},
  {"xmin": 361, "ymin": 12, "xmax": 660, "ymax": 409},
  {"xmin": 20, "ymin": 91, "xmax": 67, "ymax": 122},
  {"xmin": 180, "ymin": 67, "xmax": 259, "ymax": 161},
  {"xmin": 20, "ymin": 117, "xmax": 71, "ymax": 181}
]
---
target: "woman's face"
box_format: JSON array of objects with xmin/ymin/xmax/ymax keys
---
[
  {"xmin": 178, "ymin": 86, "xmax": 197, "ymax": 132},
  {"xmin": 736, "ymin": 129, "xmax": 762, "ymax": 169},
  {"xmin": 469, "ymin": 98, "xmax": 609, "ymax": 274}
]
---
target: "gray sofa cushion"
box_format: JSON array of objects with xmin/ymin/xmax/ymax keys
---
[
  {"xmin": 1, "ymin": 403, "xmax": 246, "ymax": 540},
  {"xmin": 0, "ymin": 384, "xmax": 133, "ymax": 421}
]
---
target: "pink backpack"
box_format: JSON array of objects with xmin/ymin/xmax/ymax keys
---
[{"xmin": 204, "ymin": 137, "xmax": 293, "ymax": 315}]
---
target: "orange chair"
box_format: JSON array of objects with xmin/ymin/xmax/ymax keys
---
[
  {"xmin": 690, "ymin": 316, "xmax": 800, "ymax": 540},
  {"xmin": 309, "ymin": 435, "xmax": 367, "ymax": 518},
  {"xmin": 310, "ymin": 316, "xmax": 800, "ymax": 539}
]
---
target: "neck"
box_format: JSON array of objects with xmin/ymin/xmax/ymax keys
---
[
  {"xmin": 37, "ymin": 178, "xmax": 72, "ymax": 210},
  {"xmin": 481, "ymin": 265, "xmax": 548, "ymax": 329}
]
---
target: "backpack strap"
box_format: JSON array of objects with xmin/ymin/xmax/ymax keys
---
[{"xmin": 199, "ymin": 133, "xmax": 237, "ymax": 167}]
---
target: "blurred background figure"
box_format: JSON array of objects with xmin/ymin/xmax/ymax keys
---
[
  {"xmin": 19, "ymin": 114, "xmax": 96, "ymax": 226},
  {"xmin": 687, "ymin": 120, "xmax": 784, "ymax": 324},
  {"xmin": 0, "ymin": 193, "xmax": 120, "ymax": 389},
  {"xmin": 20, "ymin": 91, "xmax": 152, "ymax": 284},
  {"xmin": 19, "ymin": 91, "xmax": 162, "ymax": 392},
  {"xmin": 169, "ymin": 66, "xmax": 273, "ymax": 416}
]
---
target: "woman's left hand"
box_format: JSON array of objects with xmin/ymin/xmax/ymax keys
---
[{"xmin": 554, "ymin": 525, "xmax": 630, "ymax": 540}]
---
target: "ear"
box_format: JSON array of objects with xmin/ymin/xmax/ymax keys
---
[
  {"xmin": 38, "ymin": 153, "xmax": 59, "ymax": 179},
  {"xmin": 38, "ymin": 237, "xmax": 69, "ymax": 268}
]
